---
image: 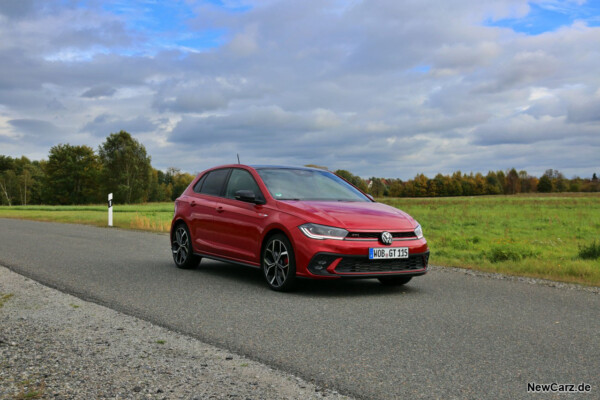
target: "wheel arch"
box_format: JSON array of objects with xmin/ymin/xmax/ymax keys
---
[
  {"xmin": 260, "ymin": 227, "xmax": 293, "ymax": 264},
  {"xmin": 170, "ymin": 218, "xmax": 189, "ymax": 242}
]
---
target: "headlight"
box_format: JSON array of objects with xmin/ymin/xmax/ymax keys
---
[
  {"xmin": 414, "ymin": 224, "xmax": 423, "ymax": 239},
  {"xmin": 299, "ymin": 223, "xmax": 348, "ymax": 240}
]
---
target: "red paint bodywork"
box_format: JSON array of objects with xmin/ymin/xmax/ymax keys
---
[{"xmin": 171, "ymin": 164, "xmax": 429, "ymax": 279}]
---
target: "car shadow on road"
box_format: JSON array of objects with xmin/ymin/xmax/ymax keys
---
[
  {"xmin": 292, "ymin": 277, "xmax": 423, "ymax": 298},
  {"xmin": 192, "ymin": 261, "xmax": 265, "ymax": 287},
  {"xmin": 185, "ymin": 259, "xmax": 424, "ymax": 298}
]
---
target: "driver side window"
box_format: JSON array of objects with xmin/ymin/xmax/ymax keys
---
[{"xmin": 225, "ymin": 169, "xmax": 264, "ymax": 201}]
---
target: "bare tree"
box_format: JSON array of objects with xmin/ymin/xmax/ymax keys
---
[{"xmin": 0, "ymin": 173, "xmax": 13, "ymax": 206}]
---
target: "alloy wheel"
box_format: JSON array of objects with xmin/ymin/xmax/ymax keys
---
[
  {"xmin": 173, "ymin": 226, "xmax": 189, "ymax": 265},
  {"xmin": 172, "ymin": 224, "xmax": 200, "ymax": 269},
  {"xmin": 263, "ymin": 234, "xmax": 296, "ymax": 291}
]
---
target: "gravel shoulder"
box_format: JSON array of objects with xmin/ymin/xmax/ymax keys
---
[{"xmin": 0, "ymin": 266, "xmax": 351, "ymax": 400}]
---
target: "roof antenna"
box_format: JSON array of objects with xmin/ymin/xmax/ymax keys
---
[{"xmin": 237, "ymin": 153, "xmax": 241, "ymax": 164}]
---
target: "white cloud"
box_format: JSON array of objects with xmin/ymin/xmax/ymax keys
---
[{"xmin": 0, "ymin": 0, "xmax": 598, "ymax": 179}]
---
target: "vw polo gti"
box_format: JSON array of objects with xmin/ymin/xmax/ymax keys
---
[{"xmin": 171, "ymin": 165, "xmax": 429, "ymax": 291}]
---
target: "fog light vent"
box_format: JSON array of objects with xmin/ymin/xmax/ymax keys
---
[{"xmin": 307, "ymin": 254, "xmax": 339, "ymax": 275}]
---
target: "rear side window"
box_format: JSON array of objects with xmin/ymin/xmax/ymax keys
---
[
  {"xmin": 199, "ymin": 169, "xmax": 230, "ymax": 196},
  {"xmin": 193, "ymin": 174, "xmax": 207, "ymax": 193},
  {"xmin": 225, "ymin": 169, "xmax": 264, "ymax": 201}
]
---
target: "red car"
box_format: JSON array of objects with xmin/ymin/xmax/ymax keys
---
[{"xmin": 171, "ymin": 165, "xmax": 429, "ymax": 291}]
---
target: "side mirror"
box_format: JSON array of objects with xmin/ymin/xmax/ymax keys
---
[{"xmin": 235, "ymin": 190, "xmax": 264, "ymax": 204}]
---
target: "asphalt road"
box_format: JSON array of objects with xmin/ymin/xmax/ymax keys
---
[{"xmin": 1, "ymin": 218, "xmax": 598, "ymax": 399}]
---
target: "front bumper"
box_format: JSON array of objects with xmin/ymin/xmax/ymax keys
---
[
  {"xmin": 289, "ymin": 228, "xmax": 429, "ymax": 279},
  {"xmin": 307, "ymin": 250, "xmax": 429, "ymax": 277}
]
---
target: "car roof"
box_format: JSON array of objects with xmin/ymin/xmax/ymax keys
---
[
  {"xmin": 249, "ymin": 165, "xmax": 328, "ymax": 171},
  {"xmin": 201, "ymin": 164, "xmax": 331, "ymax": 174}
]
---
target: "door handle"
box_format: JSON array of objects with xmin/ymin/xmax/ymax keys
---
[
  {"xmin": 216, "ymin": 206, "xmax": 224, "ymax": 213},
  {"xmin": 191, "ymin": 201, "xmax": 197, "ymax": 207}
]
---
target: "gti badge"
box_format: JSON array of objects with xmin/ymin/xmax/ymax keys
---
[{"xmin": 380, "ymin": 231, "xmax": 393, "ymax": 245}]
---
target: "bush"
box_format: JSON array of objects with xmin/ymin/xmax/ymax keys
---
[
  {"xmin": 485, "ymin": 245, "xmax": 539, "ymax": 263},
  {"xmin": 578, "ymin": 241, "xmax": 600, "ymax": 260},
  {"xmin": 486, "ymin": 246, "xmax": 523, "ymax": 263}
]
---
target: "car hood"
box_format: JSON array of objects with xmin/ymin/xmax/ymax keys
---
[{"xmin": 276, "ymin": 200, "xmax": 416, "ymax": 231}]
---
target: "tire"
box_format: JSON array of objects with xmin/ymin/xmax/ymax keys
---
[
  {"xmin": 377, "ymin": 276, "xmax": 413, "ymax": 286},
  {"xmin": 172, "ymin": 223, "xmax": 201, "ymax": 269},
  {"xmin": 262, "ymin": 234, "xmax": 297, "ymax": 291}
]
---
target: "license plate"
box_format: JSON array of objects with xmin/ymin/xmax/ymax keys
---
[{"xmin": 369, "ymin": 247, "xmax": 409, "ymax": 259}]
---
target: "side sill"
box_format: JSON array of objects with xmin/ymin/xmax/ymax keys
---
[{"xmin": 193, "ymin": 252, "xmax": 261, "ymax": 270}]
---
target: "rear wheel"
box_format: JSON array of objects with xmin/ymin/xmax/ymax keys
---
[
  {"xmin": 377, "ymin": 276, "xmax": 412, "ymax": 286},
  {"xmin": 262, "ymin": 234, "xmax": 296, "ymax": 291},
  {"xmin": 172, "ymin": 224, "xmax": 201, "ymax": 269}
]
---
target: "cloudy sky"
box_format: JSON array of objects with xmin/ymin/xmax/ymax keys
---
[{"xmin": 1, "ymin": 0, "xmax": 599, "ymax": 179}]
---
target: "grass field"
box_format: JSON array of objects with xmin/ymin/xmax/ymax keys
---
[
  {"xmin": 0, "ymin": 203, "xmax": 174, "ymax": 232},
  {"xmin": 381, "ymin": 193, "xmax": 600, "ymax": 286},
  {"xmin": 1, "ymin": 193, "xmax": 599, "ymax": 286}
]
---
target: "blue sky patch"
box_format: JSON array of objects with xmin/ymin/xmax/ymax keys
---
[
  {"xmin": 485, "ymin": 1, "xmax": 600, "ymax": 35},
  {"xmin": 100, "ymin": 1, "xmax": 250, "ymax": 53},
  {"xmin": 411, "ymin": 65, "xmax": 431, "ymax": 74}
]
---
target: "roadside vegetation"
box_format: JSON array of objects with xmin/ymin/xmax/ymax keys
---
[
  {"xmin": 380, "ymin": 193, "xmax": 600, "ymax": 286},
  {"xmin": 1, "ymin": 193, "xmax": 599, "ymax": 286},
  {"xmin": 0, "ymin": 203, "xmax": 173, "ymax": 232},
  {"xmin": 0, "ymin": 292, "xmax": 14, "ymax": 308}
]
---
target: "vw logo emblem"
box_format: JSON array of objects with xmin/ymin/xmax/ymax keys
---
[{"xmin": 380, "ymin": 231, "xmax": 393, "ymax": 245}]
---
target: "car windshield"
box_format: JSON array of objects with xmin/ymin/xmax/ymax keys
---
[{"xmin": 256, "ymin": 168, "xmax": 370, "ymax": 202}]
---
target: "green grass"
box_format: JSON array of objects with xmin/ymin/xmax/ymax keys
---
[
  {"xmin": 380, "ymin": 193, "xmax": 600, "ymax": 286},
  {"xmin": 1, "ymin": 193, "xmax": 599, "ymax": 286},
  {"xmin": 0, "ymin": 203, "xmax": 174, "ymax": 232}
]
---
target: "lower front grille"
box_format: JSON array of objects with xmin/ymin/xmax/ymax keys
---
[{"xmin": 335, "ymin": 252, "xmax": 429, "ymax": 274}]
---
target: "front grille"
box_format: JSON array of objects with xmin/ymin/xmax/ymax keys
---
[
  {"xmin": 335, "ymin": 252, "xmax": 429, "ymax": 274},
  {"xmin": 346, "ymin": 231, "xmax": 417, "ymax": 240}
]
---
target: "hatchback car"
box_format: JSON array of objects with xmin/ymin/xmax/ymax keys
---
[{"xmin": 171, "ymin": 165, "xmax": 429, "ymax": 291}]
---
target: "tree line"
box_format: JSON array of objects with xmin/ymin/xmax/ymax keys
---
[
  {"xmin": 1, "ymin": 132, "xmax": 598, "ymax": 206},
  {"xmin": 0, "ymin": 131, "xmax": 194, "ymax": 205},
  {"xmin": 334, "ymin": 168, "xmax": 599, "ymax": 197}
]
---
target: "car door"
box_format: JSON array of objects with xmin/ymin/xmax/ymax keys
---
[
  {"xmin": 210, "ymin": 168, "xmax": 268, "ymax": 264},
  {"xmin": 189, "ymin": 168, "xmax": 230, "ymax": 255}
]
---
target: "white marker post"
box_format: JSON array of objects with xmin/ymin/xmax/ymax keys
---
[{"xmin": 108, "ymin": 193, "xmax": 113, "ymax": 227}]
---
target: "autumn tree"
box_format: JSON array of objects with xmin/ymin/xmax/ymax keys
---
[
  {"xmin": 0, "ymin": 156, "xmax": 16, "ymax": 205},
  {"xmin": 590, "ymin": 173, "xmax": 599, "ymax": 192},
  {"xmin": 44, "ymin": 144, "xmax": 101, "ymax": 204},
  {"xmin": 148, "ymin": 168, "xmax": 171, "ymax": 202},
  {"xmin": 412, "ymin": 174, "xmax": 429, "ymax": 197},
  {"xmin": 0, "ymin": 156, "xmax": 43, "ymax": 205},
  {"xmin": 335, "ymin": 169, "xmax": 368, "ymax": 192},
  {"xmin": 518, "ymin": 170, "xmax": 537, "ymax": 193},
  {"xmin": 537, "ymin": 174, "xmax": 553, "ymax": 192},
  {"xmin": 505, "ymin": 168, "xmax": 521, "ymax": 194},
  {"xmin": 98, "ymin": 131, "xmax": 152, "ymax": 203},
  {"xmin": 0, "ymin": 169, "xmax": 16, "ymax": 206},
  {"xmin": 368, "ymin": 177, "xmax": 387, "ymax": 197},
  {"xmin": 484, "ymin": 171, "xmax": 502, "ymax": 194},
  {"xmin": 169, "ymin": 168, "xmax": 195, "ymax": 200},
  {"xmin": 448, "ymin": 172, "xmax": 463, "ymax": 196},
  {"xmin": 388, "ymin": 179, "xmax": 403, "ymax": 197}
]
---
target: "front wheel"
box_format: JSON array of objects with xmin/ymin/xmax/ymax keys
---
[
  {"xmin": 377, "ymin": 276, "xmax": 412, "ymax": 286},
  {"xmin": 172, "ymin": 224, "xmax": 201, "ymax": 269},
  {"xmin": 262, "ymin": 234, "xmax": 296, "ymax": 291}
]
